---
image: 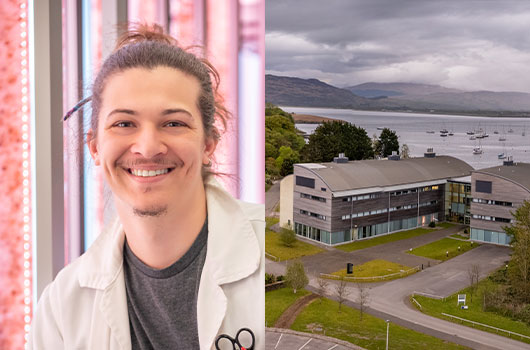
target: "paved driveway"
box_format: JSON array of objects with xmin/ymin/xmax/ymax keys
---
[{"xmin": 266, "ymin": 225, "xmax": 530, "ymax": 349}]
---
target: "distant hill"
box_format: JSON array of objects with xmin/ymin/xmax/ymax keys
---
[
  {"xmin": 347, "ymin": 82, "xmax": 463, "ymax": 98},
  {"xmin": 389, "ymin": 90, "xmax": 530, "ymax": 112},
  {"xmin": 265, "ymin": 74, "xmax": 378, "ymax": 109},
  {"xmin": 266, "ymin": 74, "xmax": 530, "ymax": 114}
]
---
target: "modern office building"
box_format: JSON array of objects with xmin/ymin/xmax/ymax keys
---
[
  {"xmin": 292, "ymin": 152, "xmax": 474, "ymax": 245},
  {"xmin": 470, "ymin": 159, "xmax": 530, "ymax": 245}
]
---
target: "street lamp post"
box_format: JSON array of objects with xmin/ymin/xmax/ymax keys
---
[{"xmin": 386, "ymin": 320, "xmax": 390, "ymax": 350}]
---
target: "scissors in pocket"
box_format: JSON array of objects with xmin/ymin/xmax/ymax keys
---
[{"xmin": 215, "ymin": 327, "xmax": 255, "ymax": 350}]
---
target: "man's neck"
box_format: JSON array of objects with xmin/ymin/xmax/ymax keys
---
[{"xmin": 114, "ymin": 189, "xmax": 207, "ymax": 270}]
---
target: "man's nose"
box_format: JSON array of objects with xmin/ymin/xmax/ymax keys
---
[{"xmin": 130, "ymin": 127, "xmax": 168, "ymax": 158}]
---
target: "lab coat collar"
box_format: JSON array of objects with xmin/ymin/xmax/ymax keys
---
[
  {"xmin": 198, "ymin": 177, "xmax": 262, "ymax": 349},
  {"xmin": 77, "ymin": 177, "xmax": 260, "ymax": 288}
]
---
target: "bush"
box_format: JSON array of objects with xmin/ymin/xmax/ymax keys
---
[
  {"xmin": 428, "ymin": 221, "xmax": 436, "ymax": 228},
  {"xmin": 280, "ymin": 227, "xmax": 297, "ymax": 247},
  {"xmin": 285, "ymin": 260, "xmax": 308, "ymax": 293},
  {"xmin": 265, "ymin": 273, "xmax": 276, "ymax": 285},
  {"xmin": 276, "ymin": 275, "xmax": 284, "ymax": 282}
]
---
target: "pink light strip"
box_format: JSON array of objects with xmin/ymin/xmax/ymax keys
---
[
  {"xmin": 207, "ymin": 0, "xmax": 240, "ymax": 197},
  {"xmin": 0, "ymin": 0, "xmax": 32, "ymax": 348}
]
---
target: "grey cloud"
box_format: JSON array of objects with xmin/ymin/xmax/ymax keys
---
[{"xmin": 266, "ymin": 0, "xmax": 530, "ymax": 92}]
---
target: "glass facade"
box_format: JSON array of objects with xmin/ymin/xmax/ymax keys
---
[
  {"xmin": 471, "ymin": 228, "xmax": 511, "ymax": 245},
  {"xmin": 295, "ymin": 213, "xmax": 437, "ymax": 245},
  {"xmin": 445, "ymin": 181, "xmax": 471, "ymax": 224}
]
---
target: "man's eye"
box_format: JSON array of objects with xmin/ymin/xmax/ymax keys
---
[
  {"xmin": 114, "ymin": 121, "xmax": 133, "ymax": 127},
  {"xmin": 166, "ymin": 121, "xmax": 186, "ymax": 127}
]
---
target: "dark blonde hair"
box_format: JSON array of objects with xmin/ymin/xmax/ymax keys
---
[{"xmin": 90, "ymin": 24, "xmax": 228, "ymax": 143}]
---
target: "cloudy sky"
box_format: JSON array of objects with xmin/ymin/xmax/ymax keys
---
[{"xmin": 266, "ymin": 1, "xmax": 530, "ymax": 93}]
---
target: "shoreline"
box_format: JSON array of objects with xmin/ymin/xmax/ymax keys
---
[
  {"xmin": 284, "ymin": 107, "xmax": 530, "ymax": 121},
  {"xmin": 292, "ymin": 113, "xmax": 341, "ymax": 124}
]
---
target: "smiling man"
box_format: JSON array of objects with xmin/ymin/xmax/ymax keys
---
[{"xmin": 29, "ymin": 25, "xmax": 264, "ymax": 350}]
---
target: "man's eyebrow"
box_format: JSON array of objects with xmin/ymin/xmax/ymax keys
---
[
  {"xmin": 106, "ymin": 108, "xmax": 192, "ymax": 118},
  {"xmin": 162, "ymin": 108, "xmax": 192, "ymax": 117},
  {"xmin": 107, "ymin": 109, "xmax": 136, "ymax": 118}
]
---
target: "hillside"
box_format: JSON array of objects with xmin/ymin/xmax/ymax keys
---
[
  {"xmin": 265, "ymin": 74, "xmax": 378, "ymax": 109},
  {"xmin": 266, "ymin": 74, "xmax": 530, "ymax": 114}
]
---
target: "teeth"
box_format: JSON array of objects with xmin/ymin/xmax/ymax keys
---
[{"xmin": 131, "ymin": 168, "xmax": 169, "ymax": 177}]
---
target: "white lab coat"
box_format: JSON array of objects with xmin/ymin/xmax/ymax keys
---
[{"xmin": 28, "ymin": 178, "xmax": 265, "ymax": 350}]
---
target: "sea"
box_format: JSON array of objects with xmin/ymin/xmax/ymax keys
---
[{"xmin": 280, "ymin": 106, "xmax": 530, "ymax": 170}]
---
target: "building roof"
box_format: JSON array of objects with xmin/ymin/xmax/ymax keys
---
[
  {"xmin": 474, "ymin": 162, "xmax": 530, "ymax": 192},
  {"xmin": 296, "ymin": 156, "xmax": 473, "ymax": 192}
]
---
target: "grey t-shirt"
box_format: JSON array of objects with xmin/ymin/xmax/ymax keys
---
[{"xmin": 123, "ymin": 219, "xmax": 208, "ymax": 350}]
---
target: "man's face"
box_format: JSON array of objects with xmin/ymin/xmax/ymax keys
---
[{"xmin": 88, "ymin": 66, "xmax": 217, "ymax": 216}]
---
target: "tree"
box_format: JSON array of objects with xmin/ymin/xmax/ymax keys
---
[
  {"xmin": 302, "ymin": 121, "xmax": 374, "ymax": 162},
  {"xmin": 279, "ymin": 227, "xmax": 297, "ymax": 247},
  {"xmin": 401, "ymin": 143, "xmax": 410, "ymax": 159},
  {"xmin": 275, "ymin": 146, "xmax": 300, "ymax": 177},
  {"xmin": 505, "ymin": 200, "xmax": 530, "ymax": 303},
  {"xmin": 335, "ymin": 276, "xmax": 350, "ymax": 312},
  {"xmin": 467, "ymin": 264, "xmax": 480, "ymax": 302},
  {"xmin": 316, "ymin": 275, "xmax": 329, "ymax": 303},
  {"xmin": 285, "ymin": 260, "xmax": 308, "ymax": 294},
  {"xmin": 265, "ymin": 105, "xmax": 305, "ymax": 179},
  {"xmin": 356, "ymin": 283, "xmax": 370, "ymax": 321},
  {"xmin": 374, "ymin": 128, "xmax": 399, "ymax": 158}
]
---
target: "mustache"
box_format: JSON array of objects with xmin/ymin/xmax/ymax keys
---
[{"xmin": 117, "ymin": 157, "xmax": 183, "ymax": 168}]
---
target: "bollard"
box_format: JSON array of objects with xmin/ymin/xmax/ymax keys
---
[
  {"xmin": 421, "ymin": 264, "xmax": 423, "ymax": 270},
  {"xmin": 446, "ymin": 251, "xmax": 449, "ymax": 257}
]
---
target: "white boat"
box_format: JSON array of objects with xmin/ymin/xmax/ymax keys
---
[
  {"xmin": 466, "ymin": 131, "xmax": 475, "ymax": 135},
  {"xmin": 498, "ymin": 153, "xmax": 506, "ymax": 159},
  {"xmin": 499, "ymin": 136, "xmax": 506, "ymax": 141},
  {"xmin": 469, "ymin": 135, "xmax": 476, "ymax": 140},
  {"xmin": 473, "ymin": 147, "xmax": 483, "ymax": 155}
]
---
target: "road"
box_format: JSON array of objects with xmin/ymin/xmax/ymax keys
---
[
  {"xmin": 266, "ymin": 181, "xmax": 281, "ymax": 216},
  {"xmin": 266, "ymin": 230, "xmax": 530, "ymax": 349}
]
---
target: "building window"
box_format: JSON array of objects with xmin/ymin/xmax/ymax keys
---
[
  {"xmin": 472, "ymin": 214, "xmax": 512, "ymax": 223},
  {"xmin": 299, "ymin": 209, "xmax": 326, "ymax": 221},
  {"xmin": 296, "ymin": 176, "xmax": 315, "ymax": 188},
  {"xmin": 472, "ymin": 198, "xmax": 513, "ymax": 207},
  {"xmin": 300, "ymin": 193, "xmax": 326, "ymax": 202},
  {"xmin": 321, "ymin": 187, "xmax": 326, "ymax": 191},
  {"xmin": 476, "ymin": 180, "xmax": 492, "ymax": 193}
]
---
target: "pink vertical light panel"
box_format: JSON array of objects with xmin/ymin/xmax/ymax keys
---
[
  {"xmin": 169, "ymin": 0, "xmax": 202, "ymax": 47},
  {"xmin": 0, "ymin": 0, "xmax": 32, "ymax": 348},
  {"xmin": 207, "ymin": 0, "xmax": 240, "ymax": 197}
]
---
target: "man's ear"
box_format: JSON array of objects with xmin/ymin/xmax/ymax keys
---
[
  {"xmin": 87, "ymin": 129, "xmax": 100, "ymax": 166},
  {"xmin": 202, "ymin": 136, "xmax": 218, "ymax": 166}
]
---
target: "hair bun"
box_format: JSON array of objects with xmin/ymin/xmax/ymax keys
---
[{"xmin": 115, "ymin": 23, "xmax": 177, "ymax": 51}]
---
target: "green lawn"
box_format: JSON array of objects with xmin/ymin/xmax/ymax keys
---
[
  {"xmin": 450, "ymin": 233, "xmax": 469, "ymax": 240},
  {"xmin": 265, "ymin": 287, "xmax": 310, "ymax": 327},
  {"xmin": 437, "ymin": 222, "xmax": 456, "ymax": 229},
  {"xmin": 408, "ymin": 238, "xmax": 478, "ymax": 261},
  {"xmin": 266, "ymin": 229, "xmax": 324, "ymax": 261},
  {"xmin": 328, "ymin": 259, "xmax": 416, "ymax": 282},
  {"xmin": 291, "ymin": 297, "xmax": 469, "ymax": 350},
  {"xmin": 266, "ymin": 216, "xmax": 279, "ymax": 229},
  {"xmin": 336, "ymin": 227, "xmax": 435, "ymax": 252},
  {"xmin": 413, "ymin": 278, "xmax": 530, "ymax": 344}
]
